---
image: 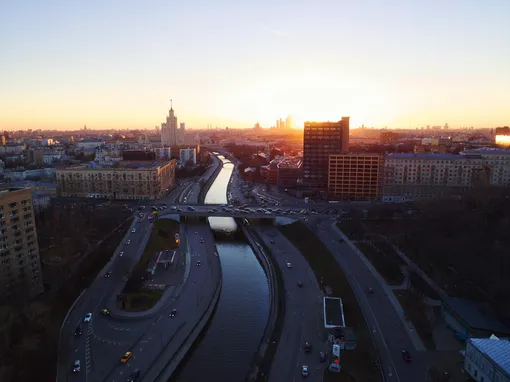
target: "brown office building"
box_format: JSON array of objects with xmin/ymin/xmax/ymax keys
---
[
  {"xmin": 0, "ymin": 188, "xmax": 43, "ymax": 302},
  {"xmin": 328, "ymin": 153, "xmax": 383, "ymax": 201},
  {"xmin": 303, "ymin": 117, "xmax": 350, "ymax": 191},
  {"xmin": 57, "ymin": 159, "xmax": 176, "ymax": 200}
]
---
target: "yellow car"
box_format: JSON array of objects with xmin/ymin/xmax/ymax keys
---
[{"xmin": 120, "ymin": 351, "xmax": 133, "ymax": 364}]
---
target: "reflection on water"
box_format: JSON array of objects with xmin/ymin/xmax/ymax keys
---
[{"xmin": 172, "ymin": 156, "xmax": 269, "ymax": 382}]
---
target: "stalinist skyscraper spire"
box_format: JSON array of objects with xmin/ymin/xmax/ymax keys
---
[{"xmin": 161, "ymin": 100, "xmax": 178, "ymax": 146}]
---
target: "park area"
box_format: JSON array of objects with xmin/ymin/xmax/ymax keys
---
[
  {"xmin": 119, "ymin": 217, "xmax": 180, "ymax": 311},
  {"xmin": 279, "ymin": 221, "xmax": 382, "ymax": 382}
]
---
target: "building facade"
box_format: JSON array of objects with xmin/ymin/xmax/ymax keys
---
[
  {"xmin": 161, "ymin": 106, "xmax": 178, "ymax": 146},
  {"xmin": 382, "ymin": 149, "xmax": 510, "ymax": 202},
  {"xmin": 328, "ymin": 153, "xmax": 383, "ymax": 201},
  {"xmin": 464, "ymin": 338, "xmax": 510, "ymax": 382},
  {"xmin": 56, "ymin": 160, "xmax": 176, "ymax": 200},
  {"xmin": 277, "ymin": 157, "xmax": 303, "ymax": 189},
  {"xmin": 179, "ymin": 149, "xmax": 197, "ymax": 166},
  {"xmin": 303, "ymin": 117, "xmax": 350, "ymax": 191},
  {"xmin": 0, "ymin": 188, "xmax": 43, "ymax": 302}
]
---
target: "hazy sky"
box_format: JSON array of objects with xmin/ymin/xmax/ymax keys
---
[{"xmin": 1, "ymin": 0, "xmax": 509, "ymax": 130}]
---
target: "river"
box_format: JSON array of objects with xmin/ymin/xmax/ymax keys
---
[{"xmin": 171, "ymin": 156, "xmax": 269, "ymax": 382}]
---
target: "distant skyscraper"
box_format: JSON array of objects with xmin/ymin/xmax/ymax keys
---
[
  {"xmin": 276, "ymin": 120, "xmax": 280, "ymax": 129},
  {"xmin": 303, "ymin": 117, "xmax": 350, "ymax": 190},
  {"xmin": 279, "ymin": 118, "xmax": 285, "ymax": 129},
  {"xmin": 286, "ymin": 116, "xmax": 294, "ymax": 129},
  {"xmin": 161, "ymin": 101, "xmax": 178, "ymax": 146}
]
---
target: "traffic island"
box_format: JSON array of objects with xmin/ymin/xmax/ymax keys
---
[
  {"xmin": 118, "ymin": 218, "xmax": 181, "ymax": 312},
  {"xmin": 279, "ymin": 221, "xmax": 382, "ymax": 382}
]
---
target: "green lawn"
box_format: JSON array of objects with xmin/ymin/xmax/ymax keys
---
[
  {"xmin": 356, "ymin": 242, "xmax": 404, "ymax": 286},
  {"xmin": 120, "ymin": 218, "xmax": 180, "ymax": 309},
  {"xmin": 119, "ymin": 290, "xmax": 164, "ymax": 312},
  {"xmin": 393, "ymin": 289, "xmax": 436, "ymax": 350},
  {"xmin": 279, "ymin": 222, "xmax": 382, "ymax": 382}
]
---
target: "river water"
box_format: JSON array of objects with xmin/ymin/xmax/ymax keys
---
[{"xmin": 171, "ymin": 156, "xmax": 269, "ymax": 382}]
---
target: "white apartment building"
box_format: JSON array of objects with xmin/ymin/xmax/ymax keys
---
[
  {"xmin": 464, "ymin": 337, "xmax": 510, "ymax": 382},
  {"xmin": 154, "ymin": 147, "xmax": 172, "ymax": 160},
  {"xmin": 179, "ymin": 148, "xmax": 196, "ymax": 166},
  {"xmin": 383, "ymin": 149, "xmax": 510, "ymax": 202}
]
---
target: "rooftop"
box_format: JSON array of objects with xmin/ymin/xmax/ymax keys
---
[
  {"xmin": 463, "ymin": 148, "xmax": 510, "ymax": 156},
  {"xmin": 471, "ymin": 338, "xmax": 510, "ymax": 375},
  {"xmin": 444, "ymin": 297, "xmax": 510, "ymax": 335},
  {"xmin": 386, "ymin": 153, "xmax": 463, "ymax": 160},
  {"xmin": 0, "ymin": 187, "xmax": 29, "ymax": 196},
  {"xmin": 278, "ymin": 157, "xmax": 303, "ymax": 169},
  {"xmin": 60, "ymin": 159, "xmax": 174, "ymax": 171}
]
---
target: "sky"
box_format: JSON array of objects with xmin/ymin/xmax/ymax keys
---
[{"xmin": 1, "ymin": 0, "xmax": 509, "ymax": 131}]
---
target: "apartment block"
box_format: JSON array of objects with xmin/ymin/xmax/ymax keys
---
[
  {"xmin": 0, "ymin": 188, "xmax": 43, "ymax": 302},
  {"xmin": 303, "ymin": 117, "xmax": 350, "ymax": 190},
  {"xmin": 56, "ymin": 160, "xmax": 176, "ymax": 200},
  {"xmin": 382, "ymin": 149, "xmax": 510, "ymax": 202},
  {"xmin": 277, "ymin": 157, "xmax": 303, "ymax": 189},
  {"xmin": 328, "ymin": 153, "xmax": 383, "ymax": 201},
  {"xmin": 464, "ymin": 338, "xmax": 510, "ymax": 382}
]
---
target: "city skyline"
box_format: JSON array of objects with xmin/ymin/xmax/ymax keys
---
[{"xmin": 1, "ymin": 1, "xmax": 509, "ymax": 131}]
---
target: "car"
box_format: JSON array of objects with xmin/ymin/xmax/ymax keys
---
[
  {"xmin": 401, "ymin": 349, "xmax": 412, "ymax": 362},
  {"xmin": 131, "ymin": 229, "xmax": 136, "ymax": 233},
  {"xmin": 301, "ymin": 365, "xmax": 309, "ymax": 377},
  {"xmin": 286, "ymin": 262, "xmax": 292, "ymax": 269},
  {"xmin": 169, "ymin": 309, "xmax": 177, "ymax": 317},
  {"xmin": 72, "ymin": 360, "xmax": 81, "ymax": 373},
  {"xmin": 127, "ymin": 368, "xmax": 141, "ymax": 382},
  {"xmin": 367, "ymin": 287, "xmax": 374, "ymax": 294},
  {"xmin": 126, "ymin": 240, "xmax": 131, "ymax": 245},
  {"xmin": 297, "ymin": 281, "xmax": 303, "ymax": 288},
  {"xmin": 84, "ymin": 313, "xmax": 92, "ymax": 322},
  {"xmin": 200, "ymin": 238, "xmax": 205, "ymax": 243},
  {"xmin": 270, "ymin": 239, "xmax": 275, "ymax": 244},
  {"xmin": 197, "ymin": 260, "xmax": 201, "ymax": 266},
  {"xmin": 119, "ymin": 251, "xmax": 124, "ymax": 257},
  {"xmin": 105, "ymin": 271, "xmax": 111, "ymax": 278},
  {"xmin": 100, "ymin": 308, "xmax": 110, "ymax": 316},
  {"xmin": 195, "ymin": 231, "xmax": 199, "ymax": 235},
  {"xmin": 74, "ymin": 325, "xmax": 82, "ymax": 337},
  {"xmin": 304, "ymin": 341, "xmax": 312, "ymax": 352},
  {"xmin": 319, "ymin": 351, "xmax": 326, "ymax": 362},
  {"xmin": 120, "ymin": 351, "xmax": 133, "ymax": 364}
]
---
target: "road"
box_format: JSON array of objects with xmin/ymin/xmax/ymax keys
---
[
  {"xmin": 57, "ymin": 166, "xmax": 222, "ymax": 382},
  {"xmin": 308, "ymin": 217, "xmax": 428, "ymax": 382},
  {"xmin": 252, "ymin": 225, "xmax": 326, "ymax": 382}
]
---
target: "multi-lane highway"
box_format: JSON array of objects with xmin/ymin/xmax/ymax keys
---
[
  {"xmin": 57, "ymin": 166, "xmax": 222, "ymax": 382},
  {"xmin": 252, "ymin": 224, "xmax": 326, "ymax": 382},
  {"xmin": 308, "ymin": 217, "xmax": 428, "ymax": 382}
]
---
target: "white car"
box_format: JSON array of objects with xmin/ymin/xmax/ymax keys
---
[
  {"xmin": 83, "ymin": 313, "xmax": 92, "ymax": 322},
  {"xmin": 119, "ymin": 251, "xmax": 124, "ymax": 257},
  {"xmin": 301, "ymin": 365, "xmax": 309, "ymax": 377},
  {"xmin": 126, "ymin": 240, "xmax": 131, "ymax": 245},
  {"xmin": 286, "ymin": 262, "xmax": 292, "ymax": 269},
  {"xmin": 131, "ymin": 229, "xmax": 136, "ymax": 233}
]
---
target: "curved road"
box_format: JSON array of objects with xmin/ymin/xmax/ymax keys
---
[
  {"xmin": 58, "ymin": 165, "xmax": 222, "ymax": 382},
  {"xmin": 309, "ymin": 217, "xmax": 428, "ymax": 382},
  {"xmin": 253, "ymin": 225, "xmax": 326, "ymax": 382}
]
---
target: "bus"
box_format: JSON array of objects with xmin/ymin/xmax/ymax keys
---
[{"xmin": 328, "ymin": 344, "xmax": 341, "ymax": 373}]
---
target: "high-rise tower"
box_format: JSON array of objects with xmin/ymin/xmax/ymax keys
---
[
  {"xmin": 161, "ymin": 100, "xmax": 178, "ymax": 146},
  {"xmin": 303, "ymin": 117, "xmax": 350, "ymax": 190}
]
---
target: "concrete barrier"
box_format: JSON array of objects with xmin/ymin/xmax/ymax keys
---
[
  {"xmin": 153, "ymin": 276, "xmax": 222, "ymax": 381},
  {"xmin": 239, "ymin": 222, "xmax": 280, "ymax": 382},
  {"xmin": 197, "ymin": 156, "xmax": 223, "ymax": 203}
]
